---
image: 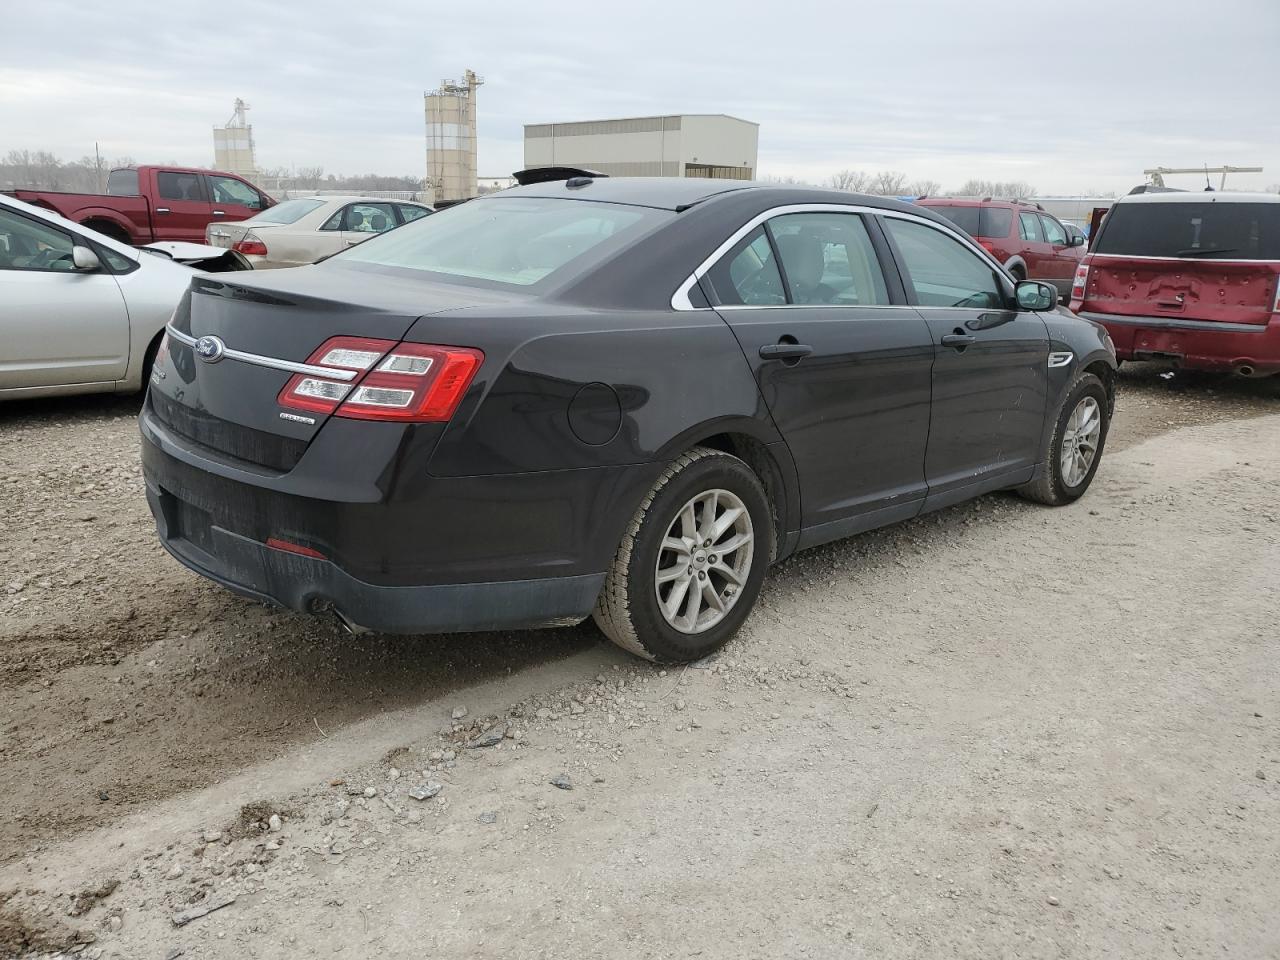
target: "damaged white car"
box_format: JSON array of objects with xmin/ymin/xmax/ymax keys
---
[{"xmin": 0, "ymin": 194, "xmax": 247, "ymax": 401}]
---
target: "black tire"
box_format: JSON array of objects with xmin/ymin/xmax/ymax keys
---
[
  {"xmin": 593, "ymin": 446, "xmax": 774, "ymax": 662},
  {"xmin": 1009, "ymin": 264, "xmax": 1026, "ymax": 282},
  {"xmin": 83, "ymin": 219, "xmax": 130, "ymax": 245},
  {"xmin": 1017, "ymin": 372, "xmax": 1110, "ymax": 505}
]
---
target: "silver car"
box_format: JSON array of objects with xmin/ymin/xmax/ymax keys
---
[
  {"xmin": 0, "ymin": 194, "xmax": 224, "ymax": 401},
  {"xmin": 205, "ymin": 196, "xmax": 433, "ymax": 268}
]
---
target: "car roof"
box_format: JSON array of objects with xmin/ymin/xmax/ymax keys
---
[
  {"xmin": 917, "ymin": 197, "xmax": 1038, "ymax": 209},
  {"xmin": 1115, "ymin": 191, "xmax": 1280, "ymax": 205},
  {"xmin": 484, "ymin": 176, "xmax": 940, "ymax": 214},
  {"xmin": 287, "ymin": 196, "xmax": 428, "ymax": 205}
]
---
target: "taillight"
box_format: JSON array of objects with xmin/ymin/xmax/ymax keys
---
[
  {"xmin": 338, "ymin": 344, "xmax": 484, "ymax": 422},
  {"xmin": 277, "ymin": 336, "xmax": 483, "ymax": 423},
  {"xmin": 233, "ymin": 233, "xmax": 268, "ymax": 257},
  {"xmin": 1069, "ymin": 263, "xmax": 1090, "ymax": 310},
  {"xmin": 1273, "ymin": 280, "xmax": 1280, "ymax": 314},
  {"xmin": 976, "ymin": 239, "xmax": 997, "ymax": 254}
]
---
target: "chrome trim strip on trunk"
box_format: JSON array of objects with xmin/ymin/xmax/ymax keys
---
[{"xmin": 165, "ymin": 325, "xmax": 359, "ymax": 381}]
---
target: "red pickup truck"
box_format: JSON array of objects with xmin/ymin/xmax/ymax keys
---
[{"xmin": 6, "ymin": 165, "xmax": 273, "ymax": 245}]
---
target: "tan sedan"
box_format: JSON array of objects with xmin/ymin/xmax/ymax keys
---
[{"xmin": 205, "ymin": 196, "xmax": 433, "ymax": 268}]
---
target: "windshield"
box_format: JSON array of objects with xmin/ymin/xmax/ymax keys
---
[
  {"xmin": 921, "ymin": 204, "xmax": 1012, "ymax": 239},
  {"xmin": 1094, "ymin": 201, "xmax": 1280, "ymax": 260},
  {"xmin": 335, "ymin": 196, "xmax": 668, "ymax": 286},
  {"xmin": 249, "ymin": 198, "xmax": 325, "ymax": 225}
]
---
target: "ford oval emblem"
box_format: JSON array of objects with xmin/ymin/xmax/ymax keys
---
[{"xmin": 195, "ymin": 335, "xmax": 226, "ymax": 363}]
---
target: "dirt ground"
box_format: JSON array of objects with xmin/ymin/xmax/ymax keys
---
[{"xmin": 0, "ymin": 363, "xmax": 1277, "ymax": 959}]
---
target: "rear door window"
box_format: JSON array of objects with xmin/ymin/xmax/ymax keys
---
[
  {"xmin": 157, "ymin": 171, "xmax": 207, "ymax": 202},
  {"xmin": 705, "ymin": 227, "xmax": 786, "ymax": 306},
  {"xmin": 1093, "ymin": 201, "xmax": 1280, "ymax": 260},
  {"xmin": 884, "ymin": 217, "xmax": 1005, "ymax": 309},
  {"xmin": 396, "ymin": 204, "xmax": 432, "ymax": 224},
  {"xmin": 766, "ymin": 212, "xmax": 889, "ymax": 305},
  {"xmin": 346, "ymin": 203, "xmax": 397, "ymax": 233}
]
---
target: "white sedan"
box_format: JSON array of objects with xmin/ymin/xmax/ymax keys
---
[
  {"xmin": 205, "ymin": 195, "xmax": 433, "ymax": 268},
  {"xmin": 0, "ymin": 194, "xmax": 240, "ymax": 401}
]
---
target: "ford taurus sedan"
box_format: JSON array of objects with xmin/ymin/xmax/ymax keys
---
[{"xmin": 141, "ymin": 176, "xmax": 1117, "ymax": 662}]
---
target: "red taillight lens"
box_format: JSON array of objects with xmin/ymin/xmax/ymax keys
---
[
  {"xmin": 277, "ymin": 336, "xmax": 483, "ymax": 422},
  {"xmin": 278, "ymin": 336, "xmax": 396, "ymax": 414},
  {"xmin": 976, "ymin": 239, "xmax": 997, "ymax": 254},
  {"xmin": 337, "ymin": 344, "xmax": 484, "ymax": 422},
  {"xmin": 232, "ymin": 238, "xmax": 269, "ymax": 256},
  {"xmin": 1069, "ymin": 263, "xmax": 1090, "ymax": 310}
]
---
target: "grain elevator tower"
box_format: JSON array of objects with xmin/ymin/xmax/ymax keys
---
[{"xmin": 425, "ymin": 70, "xmax": 483, "ymax": 205}]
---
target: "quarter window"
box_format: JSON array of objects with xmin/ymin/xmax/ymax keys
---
[
  {"xmin": 767, "ymin": 212, "xmax": 888, "ymax": 305},
  {"xmin": 1040, "ymin": 215, "xmax": 1067, "ymax": 245},
  {"xmin": 1018, "ymin": 211, "xmax": 1043, "ymax": 242},
  {"xmin": 884, "ymin": 217, "xmax": 1005, "ymax": 309},
  {"xmin": 156, "ymin": 171, "xmax": 206, "ymax": 202},
  {"xmin": 0, "ymin": 208, "xmax": 77, "ymax": 272},
  {"xmin": 705, "ymin": 227, "xmax": 786, "ymax": 306}
]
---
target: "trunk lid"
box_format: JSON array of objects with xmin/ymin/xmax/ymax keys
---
[
  {"xmin": 205, "ymin": 220, "xmax": 254, "ymax": 248},
  {"xmin": 149, "ymin": 264, "xmax": 517, "ymax": 470}
]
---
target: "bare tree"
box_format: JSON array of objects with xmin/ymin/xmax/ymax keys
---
[
  {"xmin": 828, "ymin": 169, "xmax": 871, "ymax": 192},
  {"xmin": 907, "ymin": 179, "xmax": 942, "ymax": 197},
  {"xmin": 950, "ymin": 178, "xmax": 1038, "ymax": 199},
  {"xmin": 866, "ymin": 171, "xmax": 910, "ymax": 196}
]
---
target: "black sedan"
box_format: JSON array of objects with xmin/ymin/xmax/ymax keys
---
[{"xmin": 141, "ymin": 176, "xmax": 1116, "ymax": 662}]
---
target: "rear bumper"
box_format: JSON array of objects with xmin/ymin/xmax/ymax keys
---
[
  {"xmin": 138, "ymin": 406, "xmax": 645, "ymax": 634},
  {"xmin": 146, "ymin": 481, "xmax": 603, "ymax": 632},
  {"xmin": 1082, "ymin": 311, "xmax": 1280, "ymax": 374}
]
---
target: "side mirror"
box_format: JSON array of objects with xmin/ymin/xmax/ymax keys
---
[
  {"xmin": 1015, "ymin": 280, "xmax": 1056, "ymax": 311},
  {"xmin": 72, "ymin": 246, "xmax": 102, "ymax": 271},
  {"xmin": 1069, "ymin": 233, "xmax": 1085, "ymax": 247}
]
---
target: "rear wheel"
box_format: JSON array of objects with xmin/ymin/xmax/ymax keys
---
[
  {"xmin": 82, "ymin": 219, "xmax": 130, "ymax": 245},
  {"xmin": 1017, "ymin": 372, "xmax": 1110, "ymax": 505},
  {"xmin": 593, "ymin": 447, "xmax": 774, "ymax": 662}
]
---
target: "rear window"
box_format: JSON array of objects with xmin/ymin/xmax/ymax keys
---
[
  {"xmin": 106, "ymin": 169, "xmax": 139, "ymax": 196},
  {"xmin": 336, "ymin": 196, "xmax": 668, "ymax": 287},
  {"xmin": 921, "ymin": 204, "xmax": 1012, "ymax": 239},
  {"xmin": 1094, "ymin": 201, "xmax": 1280, "ymax": 260},
  {"xmin": 249, "ymin": 198, "xmax": 325, "ymax": 225}
]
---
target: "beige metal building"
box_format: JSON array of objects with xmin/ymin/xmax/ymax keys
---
[
  {"xmin": 425, "ymin": 70, "xmax": 483, "ymax": 204},
  {"xmin": 212, "ymin": 98, "xmax": 258, "ymax": 178},
  {"xmin": 523, "ymin": 114, "xmax": 758, "ymax": 180}
]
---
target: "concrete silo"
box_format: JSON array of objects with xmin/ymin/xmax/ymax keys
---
[
  {"xmin": 425, "ymin": 70, "xmax": 483, "ymax": 205},
  {"xmin": 213, "ymin": 99, "xmax": 258, "ymax": 178}
]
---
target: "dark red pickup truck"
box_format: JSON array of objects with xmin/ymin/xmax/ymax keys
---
[{"xmin": 6, "ymin": 165, "xmax": 273, "ymax": 245}]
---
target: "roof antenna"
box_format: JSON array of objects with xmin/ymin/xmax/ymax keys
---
[{"xmin": 1203, "ymin": 164, "xmax": 1214, "ymax": 192}]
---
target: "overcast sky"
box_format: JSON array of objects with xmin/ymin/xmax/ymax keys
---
[{"xmin": 4, "ymin": 0, "xmax": 1278, "ymax": 195}]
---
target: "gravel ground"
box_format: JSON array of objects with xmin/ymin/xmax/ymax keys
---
[{"xmin": 0, "ymin": 363, "xmax": 1277, "ymax": 959}]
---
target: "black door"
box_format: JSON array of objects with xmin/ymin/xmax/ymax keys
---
[
  {"xmin": 880, "ymin": 215, "xmax": 1049, "ymax": 509},
  {"xmin": 704, "ymin": 212, "xmax": 935, "ymax": 547}
]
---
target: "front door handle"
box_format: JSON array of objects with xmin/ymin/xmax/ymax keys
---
[
  {"xmin": 759, "ymin": 342, "xmax": 813, "ymax": 361},
  {"xmin": 155, "ymin": 207, "xmax": 170, "ymax": 214},
  {"xmin": 211, "ymin": 210, "xmax": 226, "ymax": 216},
  {"xmin": 941, "ymin": 333, "xmax": 977, "ymax": 349}
]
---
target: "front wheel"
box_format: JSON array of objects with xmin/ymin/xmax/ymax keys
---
[
  {"xmin": 593, "ymin": 447, "xmax": 774, "ymax": 662},
  {"xmin": 1017, "ymin": 372, "xmax": 1110, "ymax": 505}
]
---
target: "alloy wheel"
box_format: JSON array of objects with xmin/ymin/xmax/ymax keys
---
[
  {"xmin": 653, "ymin": 488, "xmax": 754, "ymax": 634},
  {"xmin": 1060, "ymin": 396, "xmax": 1102, "ymax": 487}
]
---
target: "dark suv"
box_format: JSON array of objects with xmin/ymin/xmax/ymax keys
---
[{"xmin": 916, "ymin": 198, "xmax": 1086, "ymax": 301}]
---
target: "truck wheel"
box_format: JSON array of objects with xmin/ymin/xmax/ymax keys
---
[
  {"xmin": 593, "ymin": 447, "xmax": 774, "ymax": 662},
  {"xmin": 1017, "ymin": 372, "xmax": 1110, "ymax": 505}
]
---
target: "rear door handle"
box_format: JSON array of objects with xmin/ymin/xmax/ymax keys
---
[
  {"xmin": 155, "ymin": 207, "xmax": 170, "ymax": 214},
  {"xmin": 941, "ymin": 334, "xmax": 977, "ymax": 349},
  {"xmin": 212, "ymin": 210, "xmax": 226, "ymax": 216},
  {"xmin": 759, "ymin": 343, "xmax": 813, "ymax": 360}
]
